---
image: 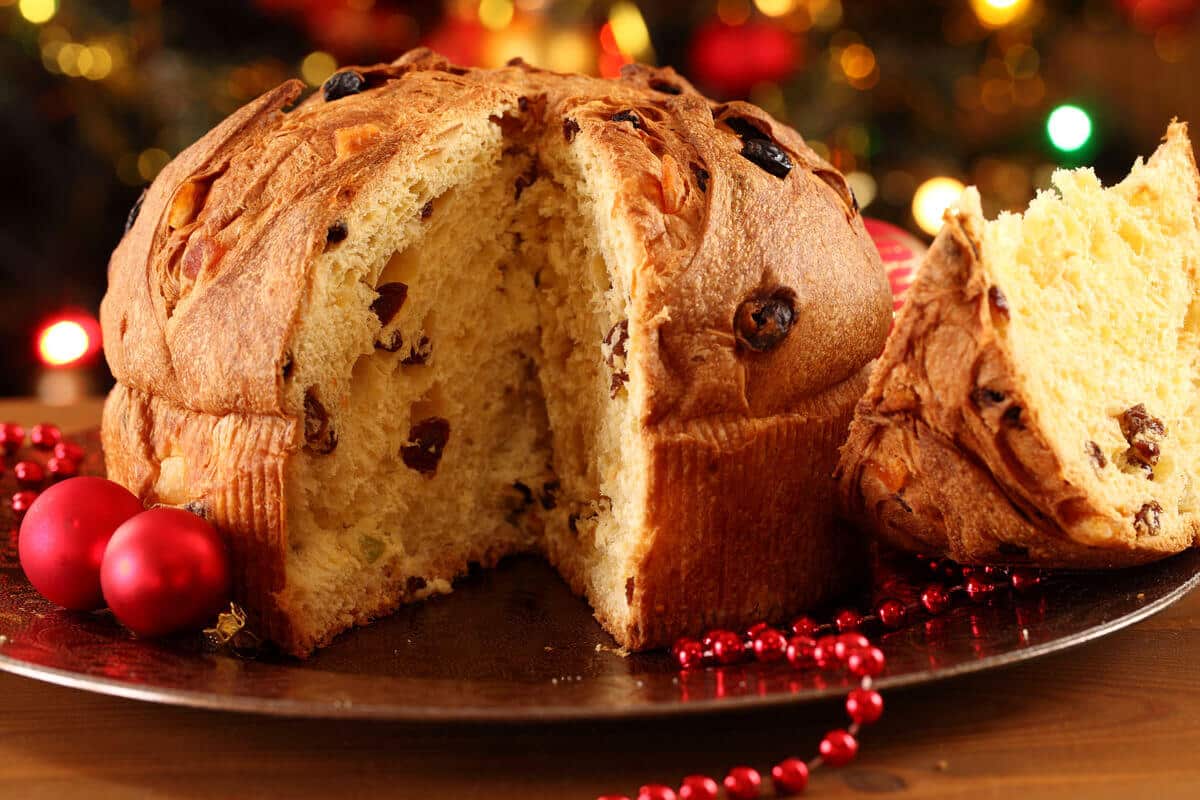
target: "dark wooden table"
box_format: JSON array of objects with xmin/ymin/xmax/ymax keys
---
[{"xmin": 1, "ymin": 399, "xmax": 1197, "ymax": 799}]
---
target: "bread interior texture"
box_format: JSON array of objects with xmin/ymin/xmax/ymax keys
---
[
  {"xmin": 278, "ymin": 109, "xmax": 644, "ymax": 649},
  {"xmin": 975, "ymin": 125, "xmax": 1200, "ymax": 546}
]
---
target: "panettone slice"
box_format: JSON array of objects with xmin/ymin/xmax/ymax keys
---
[
  {"xmin": 838, "ymin": 122, "xmax": 1200, "ymax": 567},
  {"xmin": 100, "ymin": 50, "xmax": 891, "ymax": 657}
]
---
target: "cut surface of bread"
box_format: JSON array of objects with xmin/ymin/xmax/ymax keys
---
[
  {"xmin": 838, "ymin": 122, "xmax": 1200, "ymax": 567},
  {"xmin": 100, "ymin": 51, "xmax": 891, "ymax": 656}
]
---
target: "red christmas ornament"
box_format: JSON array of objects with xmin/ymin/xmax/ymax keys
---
[
  {"xmin": 864, "ymin": 218, "xmax": 926, "ymax": 313},
  {"xmin": 751, "ymin": 628, "xmax": 788, "ymax": 663},
  {"xmin": 100, "ymin": 507, "xmax": 231, "ymax": 637},
  {"xmin": 818, "ymin": 730, "xmax": 858, "ymax": 767},
  {"xmin": 53, "ymin": 440, "xmax": 85, "ymax": 462},
  {"xmin": 722, "ymin": 766, "xmax": 762, "ymax": 800},
  {"xmin": 13, "ymin": 461, "xmax": 44, "ymax": 489},
  {"xmin": 846, "ymin": 688, "xmax": 885, "ymax": 724},
  {"xmin": 965, "ymin": 574, "xmax": 995, "ymax": 603},
  {"xmin": 813, "ymin": 635, "xmax": 840, "ymax": 669},
  {"xmin": 29, "ymin": 423, "xmax": 62, "ymax": 450},
  {"xmin": 834, "ymin": 632, "xmax": 870, "ymax": 660},
  {"xmin": 17, "ymin": 477, "xmax": 144, "ymax": 611},
  {"xmin": 672, "ymin": 638, "xmax": 705, "ymax": 670},
  {"xmin": 770, "ymin": 758, "xmax": 809, "ymax": 795},
  {"xmin": 636, "ymin": 785, "xmax": 676, "ymax": 800},
  {"xmin": 790, "ymin": 615, "xmax": 819, "ymax": 636},
  {"xmin": 709, "ymin": 630, "xmax": 744, "ymax": 665},
  {"xmin": 12, "ymin": 490, "xmax": 38, "ymax": 517},
  {"xmin": 0, "ymin": 422, "xmax": 24, "ymax": 455},
  {"xmin": 833, "ymin": 608, "xmax": 863, "ymax": 633},
  {"xmin": 920, "ymin": 584, "xmax": 951, "ymax": 615},
  {"xmin": 877, "ymin": 598, "xmax": 908, "ymax": 629},
  {"xmin": 847, "ymin": 646, "xmax": 887, "ymax": 678},
  {"xmin": 46, "ymin": 456, "xmax": 78, "ymax": 481},
  {"xmin": 688, "ymin": 22, "xmax": 799, "ymax": 96},
  {"xmin": 1010, "ymin": 569, "xmax": 1041, "ymax": 592},
  {"xmin": 678, "ymin": 776, "xmax": 719, "ymax": 800},
  {"xmin": 785, "ymin": 635, "xmax": 817, "ymax": 668}
]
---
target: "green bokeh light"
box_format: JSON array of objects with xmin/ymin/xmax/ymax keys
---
[{"xmin": 1047, "ymin": 104, "xmax": 1093, "ymax": 153}]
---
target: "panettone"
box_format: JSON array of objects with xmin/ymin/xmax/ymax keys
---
[
  {"xmin": 100, "ymin": 49, "xmax": 891, "ymax": 657},
  {"xmin": 838, "ymin": 123, "xmax": 1200, "ymax": 568}
]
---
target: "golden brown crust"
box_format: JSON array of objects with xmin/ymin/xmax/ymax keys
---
[
  {"xmin": 102, "ymin": 49, "xmax": 891, "ymax": 656},
  {"xmin": 837, "ymin": 205, "xmax": 1193, "ymax": 568}
]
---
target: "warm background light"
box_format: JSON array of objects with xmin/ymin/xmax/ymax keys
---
[
  {"xmin": 970, "ymin": 0, "xmax": 1032, "ymax": 28},
  {"xmin": 37, "ymin": 320, "xmax": 90, "ymax": 367},
  {"xmin": 912, "ymin": 177, "xmax": 966, "ymax": 237},
  {"xmin": 18, "ymin": 0, "xmax": 56, "ymax": 24}
]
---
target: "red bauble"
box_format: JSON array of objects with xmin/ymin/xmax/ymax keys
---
[
  {"xmin": 846, "ymin": 688, "xmax": 885, "ymax": 724},
  {"xmin": 785, "ymin": 635, "xmax": 816, "ymax": 668},
  {"xmin": 864, "ymin": 218, "xmax": 927, "ymax": 312},
  {"xmin": 920, "ymin": 584, "xmax": 951, "ymax": 615},
  {"xmin": 100, "ymin": 508, "xmax": 231, "ymax": 637},
  {"xmin": 13, "ymin": 460, "xmax": 44, "ymax": 489},
  {"xmin": 12, "ymin": 490, "xmax": 38, "ymax": 517},
  {"xmin": 876, "ymin": 598, "xmax": 908, "ymax": 629},
  {"xmin": 689, "ymin": 22, "xmax": 799, "ymax": 96},
  {"xmin": 18, "ymin": 477, "xmax": 144, "ymax": 611},
  {"xmin": 46, "ymin": 456, "xmax": 78, "ymax": 481},
  {"xmin": 709, "ymin": 630, "xmax": 744, "ymax": 665},
  {"xmin": 770, "ymin": 758, "xmax": 809, "ymax": 795},
  {"xmin": 53, "ymin": 440, "xmax": 85, "ymax": 462},
  {"xmin": 672, "ymin": 637, "xmax": 705, "ymax": 670},
  {"xmin": 833, "ymin": 608, "xmax": 863, "ymax": 633},
  {"xmin": 29, "ymin": 423, "xmax": 62, "ymax": 450},
  {"xmin": 751, "ymin": 628, "xmax": 788, "ymax": 663},
  {"xmin": 819, "ymin": 730, "xmax": 858, "ymax": 767},
  {"xmin": 847, "ymin": 646, "xmax": 887, "ymax": 678},
  {"xmin": 722, "ymin": 766, "xmax": 762, "ymax": 800},
  {"xmin": 636, "ymin": 785, "xmax": 676, "ymax": 800},
  {"xmin": 0, "ymin": 422, "xmax": 24, "ymax": 455},
  {"xmin": 678, "ymin": 775, "xmax": 719, "ymax": 800},
  {"xmin": 790, "ymin": 615, "xmax": 819, "ymax": 636},
  {"xmin": 834, "ymin": 632, "xmax": 870, "ymax": 660}
]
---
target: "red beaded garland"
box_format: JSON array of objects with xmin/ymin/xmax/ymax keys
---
[
  {"xmin": 770, "ymin": 758, "xmax": 809, "ymax": 795},
  {"xmin": 722, "ymin": 767, "xmax": 762, "ymax": 800},
  {"xmin": 672, "ymin": 638, "xmax": 704, "ymax": 670},
  {"xmin": 0, "ymin": 422, "xmax": 24, "ymax": 455},
  {"xmin": 678, "ymin": 775, "xmax": 719, "ymax": 800},
  {"xmin": 745, "ymin": 621, "xmax": 769, "ymax": 639},
  {"xmin": 29, "ymin": 424, "xmax": 62, "ymax": 450},
  {"xmin": 818, "ymin": 730, "xmax": 858, "ymax": 767},
  {"xmin": 636, "ymin": 785, "xmax": 676, "ymax": 800},
  {"xmin": 46, "ymin": 457, "xmax": 78, "ymax": 481},
  {"xmin": 834, "ymin": 632, "xmax": 869, "ymax": 660},
  {"xmin": 1010, "ymin": 569, "xmax": 1040, "ymax": 592},
  {"xmin": 846, "ymin": 688, "xmax": 884, "ymax": 724},
  {"xmin": 965, "ymin": 574, "xmax": 994, "ymax": 603},
  {"xmin": 833, "ymin": 608, "xmax": 862, "ymax": 633},
  {"xmin": 785, "ymin": 635, "xmax": 816, "ymax": 668},
  {"xmin": 709, "ymin": 630, "xmax": 744, "ymax": 665},
  {"xmin": 12, "ymin": 490, "xmax": 38, "ymax": 516},
  {"xmin": 876, "ymin": 598, "xmax": 907, "ymax": 629},
  {"xmin": 847, "ymin": 646, "xmax": 886, "ymax": 678},
  {"xmin": 13, "ymin": 461, "xmax": 44, "ymax": 489},
  {"xmin": 790, "ymin": 616, "xmax": 819, "ymax": 636},
  {"xmin": 920, "ymin": 584, "xmax": 951, "ymax": 614},
  {"xmin": 812, "ymin": 635, "xmax": 839, "ymax": 669},
  {"xmin": 53, "ymin": 440, "xmax": 85, "ymax": 462},
  {"xmin": 751, "ymin": 628, "xmax": 788, "ymax": 663}
]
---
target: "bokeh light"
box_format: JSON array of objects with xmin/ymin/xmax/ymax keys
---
[
  {"xmin": 970, "ymin": 0, "xmax": 1031, "ymax": 28},
  {"xmin": 18, "ymin": 0, "xmax": 56, "ymax": 24},
  {"xmin": 1047, "ymin": 104, "xmax": 1094, "ymax": 153},
  {"xmin": 37, "ymin": 320, "xmax": 90, "ymax": 367},
  {"xmin": 300, "ymin": 51, "xmax": 337, "ymax": 87},
  {"xmin": 912, "ymin": 177, "xmax": 966, "ymax": 236}
]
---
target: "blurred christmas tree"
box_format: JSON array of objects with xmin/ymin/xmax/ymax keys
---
[{"xmin": 0, "ymin": 0, "xmax": 1197, "ymax": 395}]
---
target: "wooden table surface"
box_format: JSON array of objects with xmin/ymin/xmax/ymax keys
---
[{"xmin": 1, "ymin": 398, "xmax": 1197, "ymax": 800}]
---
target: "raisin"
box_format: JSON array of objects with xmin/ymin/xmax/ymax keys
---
[
  {"xmin": 518, "ymin": 95, "xmax": 529, "ymax": 112},
  {"xmin": 610, "ymin": 370, "xmax": 629, "ymax": 398},
  {"xmin": 326, "ymin": 221, "xmax": 348, "ymax": 246},
  {"xmin": 649, "ymin": 78, "xmax": 682, "ymax": 95},
  {"xmin": 1086, "ymin": 441, "xmax": 1107, "ymax": 469},
  {"xmin": 690, "ymin": 163, "xmax": 710, "ymax": 192},
  {"xmin": 1131, "ymin": 439, "xmax": 1161, "ymax": 464},
  {"xmin": 401, "ymin": 336, "xmax": 431, "ymax": 366},
  {"xmin": 405, "ymin": 575, "xmax": 428, "ymax": 594},
  {"xmin": 370, "ymin": 282, "xmax": 409, "ymax": 327},
  {"xmin": 603, "ymin": 319, "xmax": 629, "ymax": 366},
  {"xmin": 323, "ymin": 70, "xmax": 365, "ymax": 102},
  {"xmin": 741, "ymin": 139, "xmax": 793, "ymax": 178},
  {"xmin": 611, "ymin": 110, "xmax": 642, "ymax": 130},
  {"xmin": 421, "ymin": 200, "xmax": 434, "ymax": 220},
  {"xmin": 735, "ymin": 294, "xmax": 795, "ymax": 351},
  {"xmin": 506, "ymin": 56, "xmax": 526, "ymax": 67},
  {"xmin": 1134, "ymin": 501, "xmax": 1162, "ymax": 536},
  {"xmin": 376, "ymin": 331, "xmax": 404, "ymax": 352},
  {"xmin": 989, "ymin": 286, "xmax": 1010, "ymax": 319},
  {"xmin": 514, "ymin": 162, "xmax": 539, "ymax": 200},
  {"xmin": 125, "ymin": 189, "xmax": 146, "ymax": 235},
  {"xmin": 970, "ymin": 387, "xmax": 1006, "ymax": 407},
  {"xmin": 512, "ymin": 481, "xmax": 534, "ymax": 507},
  {"xmin": 281, "ymin": 352, "xmax": 294, "ymax": 381},
  {"xmin": 1119, "ymin": 404, "xmax": 1165, "ymax": 467},
  {"xmin": 540, "ymin": 480, "xmax": 559, "ymax": 510},
  {"xmin": 303, "ymin": 389, "xmax": 337, "ymax": 454},
  {"xmin": 563, "ymin": 118, "xmax": 581, "ymax": 142},
  {"xmin": 1003, "ymin": 405, "xmax": 1024, "ymax": 428},
  {"xmin": 401, "ymin": 417, "xmax": 450, "ymax": 474}
]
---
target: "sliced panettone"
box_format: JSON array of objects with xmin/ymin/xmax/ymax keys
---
[
  {"xmin": 100, "ymin": 50, "xmax": 891, "ymax": 657},
  {"xmin": 838, "ymin": 122, "xmax": 1200, "ymax": 567}
]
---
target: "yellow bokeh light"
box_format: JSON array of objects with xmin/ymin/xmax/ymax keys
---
[
  {"xmin": 300, "ymin": 51, "xmax": 337, "ymax": 87},
  {"xmin": 912, "ymin": 177, "xmax": 966, "ymax": 236},
  {"xmin": 479, "ymin": 0, "xmax": 515, "ymax": 31},
  {"xmin": 545, "ymin": 30, "xmax": 594, "ymax": 74},
  {"xmin": 84, "ymin": 45, "xmax": 113, "ymax": 80},
  {"xmin": 137, "ymin": 148, "xmax": 171, "ymax": 182},
  {"xmin": 845, "ymin": 171, "xmax": 877, "ymax": 210},
  {"xmin": 609, "ymin": 1, "xmax": 652, "ymax": 60},
  {"xmin": 970, "ymin": 0, "xmax": 1031, "ymax": 28},
  {"xmin": 38, "ymin": 321, "xmax": 90, "ymax": 367},
  {"xmin": 18, "ymin": 0, "xmax": 56, "ymax": 24},
  {"xmin": 840, "ymin": 43, "xmax": 876, "ymax": 80},
  {"xmin": 754, "ymin": 0, "xmax": 796, "ymax": 17}
]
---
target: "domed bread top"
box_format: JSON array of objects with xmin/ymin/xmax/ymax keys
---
[{"xmin": 101, "ymin": 49, "xmax": 890, "ymax": 428}]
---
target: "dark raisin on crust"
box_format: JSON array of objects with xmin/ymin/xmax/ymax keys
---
[
  {"xmin": 734, "ymin": 293, "xmax": 795, "ymax": 352},
  {"xmin": 610, "ymin": 370, "xmax": 629, "ymax": 398},
  {"xmin": 611, "ymin": 110, "xmax": 642, "ymax": 129},
  {"xmin": 603, "ymin": 319, "xmax": 629, "ymax": 366},
  {"xmin": 512, "ymin": 481, "xmax": 534, "ymax": 507},
  {"xmin": 970, "ymin": 387, "xmax": 1006, "ymax": 407},
  {"xmin": 369, "ymin": 282, "xmax": 409, "ymax": 326},
  {"xmin": 625, "ymin": 577, "xmax": 636, "ymax": 604},
  {"xmin": 400, "ymin": 417, "xmax": 450, "ymax": 474},
  {"xmin": 648, "ymin": 78, "xmax": 682, "ymax": 95},
  {"xmin": 125, "ymin": 189, "xmax": 146, "ymax": 235},
  {"xmin": 326, "ymin": 221, "xmax": 349, "ymax": 246},
  {"xmin": 303, "ymin": 389, "xmax": 337, "ymax": 454},
  {"xmin": 1134, "ymin": 501, "xmax": 1162, "ymax": 536},
  {"xmin": 400, "ymin": 335, "xmax": 431, "ymax": 365},
  {"xmin": 420, "ymin": 200, "xmax": 434, "ymax": 220},
  {"xmin": 281, "ymin": 352, "xmax": 294, "ymax": 381},
  {"xmin": 323, "ymin": 70, "xmax": 365, "ymax": 102},
  {"xmin": 563, "ymin": 117, "xmax": 581, "ymax": 142},
  {"xmin": 1086, "ymin": 441, "xmax": 1107, "ymax": 469},
  {"xmin": 1002, "ymin": 405, "xmax": 1024, "ymax": 428},
  {"xmin": 741, "ymin": 139, "xmax": 793, "ymax": 178},
  {"xmin": 540, "ymin": 480, "xmax": 559, "ymax": 510},
  {"xmin": 988, "ymin": 286, "xmax": 1010, "ymax": 319},
  {"xmin": 405, "ymin": 576, "xmax": 428, "ymax": 594},
  {"xmin": 1119, "ymin": 404, "xmax": 1166, "ymax": 467},
  {"xmin": 690, "ymin": 163, "xmax": 710, "ymax": 192},
  {"xmin": 518, "ymin": 95, "xmax": 529, "ymax": 112},
  {"xmin": 376, "ymin": 330, "xmax": 404, "ymax": 352}
]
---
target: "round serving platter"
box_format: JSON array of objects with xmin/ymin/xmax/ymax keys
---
[{"xmin": 2, "ymin": 543, "xmax": 1198, "ymax": 722}]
